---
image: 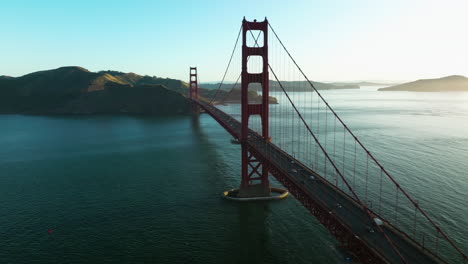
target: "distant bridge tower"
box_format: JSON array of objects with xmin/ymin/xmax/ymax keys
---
[
  {"xmin": 189, "ymin": 67, "xmax": 200, "ymax": 113},
  {"xmin": 239, "ymin": 18, "xmax": 271, "ymax": 198},
  {"xmin": 189, "ymin": 67, "xmax": 198, "ymax": 99}
]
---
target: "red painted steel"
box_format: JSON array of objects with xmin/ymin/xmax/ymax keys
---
[
  {"xmin": 192, "ymin": 99, "xmax": 450, "ymax": 264},
  {"xmin": 240, "ymin": 18, "xmax": 270, "ymax": 192},
  {"xmin": 187, "ymin": 18, "xmax": 467, "ymax": 264},
  {"xmin": 268, "ymin": 22, "xmax": 467, "ymax": 262},
  {"xmin": 189, "ymin": 67, "xmax": 198, "ymax": 99},
  {"xmin": 247, "ymin": 146, "xmax": 388, "ymax": 264}
]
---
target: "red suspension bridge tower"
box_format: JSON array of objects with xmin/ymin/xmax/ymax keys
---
[
  {"xmin": 189, "ymin": 67, "xmax": 198, "ymax": 99},
  {"xmin": 187, "ymin": 17, "xmax": 468, "ymax": 263},
  {"xmin": 189, "ymin": 67, "xmax": 201, "ymax": 113},
  {"xmin": 238, "ymin": 18, "xmax": 271, "ymax": 198}
]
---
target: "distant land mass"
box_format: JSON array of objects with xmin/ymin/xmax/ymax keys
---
[
  {"xmin": 0, "ymin": 67, "xmax": 275, "ymax": 115},
  {"xmin": 378, "ymin": 75, "xmax": 468, "ymax": 92},
  {"xmin": 201, "ymin": 80, "xmax": 359, "ymax": 91},
  {"xmin": 332, "ymin": 81, "xmax": 401, "ymax": 86},
  {"xmin": 0, "ymin": 67, "xmax": 190, "ymax": 114}
]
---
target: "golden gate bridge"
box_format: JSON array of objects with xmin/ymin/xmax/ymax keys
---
[{"xmin": 187, "ymin": 18, "xmax": 467, "ymax": 264}]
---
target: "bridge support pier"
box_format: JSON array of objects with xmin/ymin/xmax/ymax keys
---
[
  {"xmin": 238, "ymin": 183, "xmax": 270, "ymax": 198},
  {"xmin": 238, "ymin": 144, "xmax": 271, "ymax": 198}
]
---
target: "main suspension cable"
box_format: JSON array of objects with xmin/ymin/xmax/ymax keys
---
[
  {"xmin": 247, "ymin": 22, "xmax": 408, "ymax": 263},
  {"xmin": 268, "ymin": 21, "xmax": 466, "ymax": 261},
  {"xmin": 209, "ymin": 25, "xmax": 242, "ymax": 104}
]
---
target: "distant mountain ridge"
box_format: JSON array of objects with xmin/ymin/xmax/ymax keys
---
[
  {"xmin": 0, "ymin": 66, "xmax": 276, "ymax": 114},
  {"xmin": 332, "ymin": 81, "xmax": 401, "ymax": 86},
  {"xmin": 378, "ymin": 75, "xmax": 468, "ymax": 92},
  {"xmin": 201, "ymin": 80, "xmax": 359, "ymax": 91},
  {"xmin": 0, "ymin": 66, "xmax": 191, "ymax": 114}
]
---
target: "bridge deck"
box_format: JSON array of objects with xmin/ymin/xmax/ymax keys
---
[{"xmin": 193, "ymin": 99, "xmax": 444, "ymax": 264}]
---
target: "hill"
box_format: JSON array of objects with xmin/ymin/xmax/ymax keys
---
[
  {"xmin": 0, "ymin": 67, "xmax": 277, "ymax": 114},
  {"xmin": 52, "ymin": 83, "xmax": 189, "ymax": 114},
  {"xmin": 378, "ymin": 75, "xmax": 468, "ymax": 92},
  {"xmin": 0, "ymin": 67, "xmax": 190, "ymax": 114},
  {"xmin": 221, "ymin": 88, "xmax": 278, "ymax": 104}
]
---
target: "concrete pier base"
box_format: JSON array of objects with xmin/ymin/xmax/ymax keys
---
[
  {"xmin": 238, "ymin": 183, "xmax": 271, "ymax": 198},
  {"xmin": 222, "ymin": 187, "xmax": 288, "ymax": 202}
]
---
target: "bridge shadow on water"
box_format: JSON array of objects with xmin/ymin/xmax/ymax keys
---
[
  {"xmin": 191, "ymin": 114, "xmax": 273, "ymax": 261},
  {"xmin": 189, "ymin": 113, "xmax": 325, "ymax": 264},
  {"xmin": 189, "ymin": 113, "xmax": 234, "ymax": 194}
]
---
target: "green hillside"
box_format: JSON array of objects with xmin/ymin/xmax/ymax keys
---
[
  {"xmin": 0, "ymin": 67, "xmax": 190, "ymax": 114},
  {"xmin": 54, "ymin": 83, "xmax": 189, "ymax": 115}
]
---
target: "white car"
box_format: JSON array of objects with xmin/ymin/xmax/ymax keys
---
[{"xmin": 373, "ymin": 218, "xmax": 383, "ymax": 226}]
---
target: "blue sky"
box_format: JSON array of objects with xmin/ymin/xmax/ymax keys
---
[{"xmin": 1, "ymin": 0, "xmax": 467, "ymax": 82}]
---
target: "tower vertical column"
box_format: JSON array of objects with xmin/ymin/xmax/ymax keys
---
[
  {"xmin": 189, "ymin": 67, "xmax": 200, "ymax": 114},
  {"xmin": 238, "ymin": 18, "xmax": 271, "ymax": 198},
  {"xmin": 189, "ymin": 67, "xmax": 198, "ymax": 100}
]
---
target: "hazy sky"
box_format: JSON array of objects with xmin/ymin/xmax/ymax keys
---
[{"xmin": 1, "ymin": 0, "xmax": 467, "ymax": 82}]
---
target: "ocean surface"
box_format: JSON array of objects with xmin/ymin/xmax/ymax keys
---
[{"xmin": 0, "ymin": 86, "xmax": 467, "ymax": 263}]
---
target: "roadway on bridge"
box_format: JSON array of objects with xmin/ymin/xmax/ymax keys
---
[{"xmin": 195, "ymin": 99, "xmax": 444, "ymax": 264}]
